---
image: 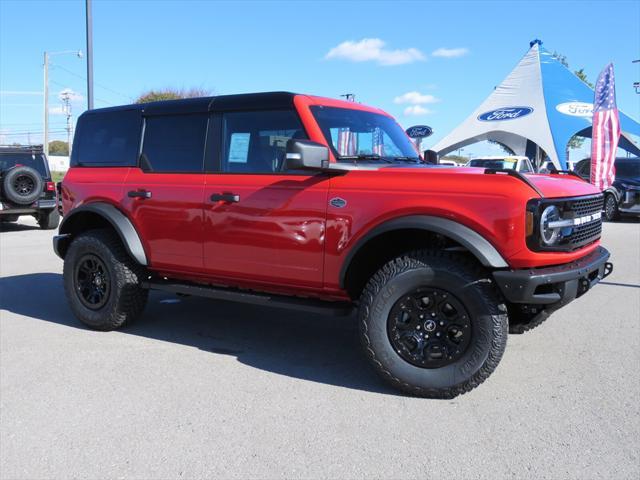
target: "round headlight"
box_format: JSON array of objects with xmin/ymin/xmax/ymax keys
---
[{"xmin": 540, "ymin": 205, "xmax": 561, "ymax": 245}]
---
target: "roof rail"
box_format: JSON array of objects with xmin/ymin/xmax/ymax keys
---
[
  {"xmin": 0, "ymin": 144, "xmax": 44, "ymax": 154},
  {"xmin": 484, "ymin": 168, "xmax": 544, "ymax": 197}
]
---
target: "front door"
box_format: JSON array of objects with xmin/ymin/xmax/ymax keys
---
[
  {"xmin": 122, "ymin": 113, "xmax": 208, "ymax": 273},
  {"xmin": 203, "ymin": 109, "xmax": 329, "ymax": 290}
]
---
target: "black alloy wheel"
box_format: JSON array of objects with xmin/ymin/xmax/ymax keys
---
[
  {"xmin": 13, "ymin": 174, "xmax": 35, "ymax": 197},
  {"xmin": 604, "ymin": 194, "xmax": 618, "ymax": 222},
  {"xmin": 387, "ymin": 287, "xmax": 471, "ymax": 369},
  {"xmin": 74, "ymin": 253, "xmax": 111, "ymax": 310}
]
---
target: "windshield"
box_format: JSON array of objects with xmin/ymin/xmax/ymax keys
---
[
  {"xmin": 0, "ymin": 153, "xmax": 49, "ymax": 178},
  {"xmin": 310, "ymin": 106, "xmax": 419, "ymax": 162},
  {"xmin": 615, "ymin": 159, "xmax": 640, "ymax": 178},
  {"xmin": 468, "ymin": 158, "xmax": 517, "ymax": 170}
]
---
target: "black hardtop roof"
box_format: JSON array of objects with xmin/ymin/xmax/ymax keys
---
[{"xmin": 82, "ymin": 91, "xmax": 298, "ymax": 117}]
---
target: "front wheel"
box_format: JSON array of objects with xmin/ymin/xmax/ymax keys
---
[
  {"xmin": 63, "ymin": 229, "xmax": 148, "ymax": 330},
  {"xmin": 358, "ymin": 250, "xmax": 508, "ymax": 398},
  {"xmin": 603, "ymin": 193, "xmax": 619, "ymax": 222}
]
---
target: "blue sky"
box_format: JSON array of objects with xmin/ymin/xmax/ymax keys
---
[{"xmin": 1, "ymin": 0, "xmax": 638, "ymax": 159}]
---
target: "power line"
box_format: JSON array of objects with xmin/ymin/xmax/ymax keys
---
[{"xmin": 52, "ymin": 64, "xmax": 133, "ymax": 101}]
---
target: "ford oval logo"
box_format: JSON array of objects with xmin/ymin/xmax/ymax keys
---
[
  {"xmin": 555, "ymin": 102, "xmax": 593, "ymax": 117},
  {"xmin": 329, "ymin": 197, "xmax": 347, "ymax": 208},
  {"xmin": 405, "ymin": 125, "xmax": 433, "ymax": 138},
  {"xmin": 477, "ymin": 106, "xmax": 534, "ymax": 122}
]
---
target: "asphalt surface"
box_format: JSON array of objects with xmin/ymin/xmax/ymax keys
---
[{"xmin": 1, "ymin": 216, "xmax": 639, "ymax": 480}]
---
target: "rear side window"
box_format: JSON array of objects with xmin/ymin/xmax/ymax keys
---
[
  {"xmin": 141, "ymin": 114, "xmax": 208, "ymax": 173},
  {"xmin": 73, "ymin": 110, "xmax": 140, "ymax": 166}
]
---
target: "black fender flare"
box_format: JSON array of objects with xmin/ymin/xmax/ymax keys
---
[
  {"xmin": 339, "ymin": 215, "xmax": 509, "ymax": 288},
  {"xmin": 604, "ymin": 187, "xmax": 620, "ymax": 203},
  {"xmin": 55, "ymin": 202, "xmax": 148, "ymax": 265}
]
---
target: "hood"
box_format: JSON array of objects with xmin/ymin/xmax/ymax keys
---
[
  {"xmin": 525, "ymin": 174, "xmax": 600, "ymax": 198},
  {"xmin": 429, "ymin": 166, "xmax": 601, "ymax": 199},
  {"xmin": 614, "ymin": 177, "xmax": 640, "ymax": 188}
]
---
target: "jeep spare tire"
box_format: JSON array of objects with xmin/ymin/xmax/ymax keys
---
[{"xmin": 3, "ymin": 166, "xmax": 43, "ymax": 205}]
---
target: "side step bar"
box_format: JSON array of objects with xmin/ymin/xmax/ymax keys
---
[{"xmin": 141, "ymin": 279, "xmax": 354, "ymax": 316}]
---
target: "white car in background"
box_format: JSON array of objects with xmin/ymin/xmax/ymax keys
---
[{"xmin": 466, "ymin": 155, "xmax": 534, "ymax": 173}]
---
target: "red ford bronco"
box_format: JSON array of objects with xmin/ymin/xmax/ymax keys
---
[{"xmin": 54, "ymin": 92, "xmax": 612, "ymax": 397}]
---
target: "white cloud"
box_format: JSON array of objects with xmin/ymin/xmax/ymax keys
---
[
  {"xmin": 431, "ymin": 47, "xmax": 469, "ymax": 58},
  {"xmin": 403, "ymin": 105, "xmax": 433, "ymax": 116},
  {"xmin": 325, "ymin": 38, "xmax": 425, "ymax": 66},
  {"xmin": 394, "ymin": 91, "xmax": 439, "ymax": 105}
]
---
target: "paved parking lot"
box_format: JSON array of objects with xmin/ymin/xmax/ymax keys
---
[{"xmin": 1, "ymin": 216, "xmax": 639, "ymax": 479}]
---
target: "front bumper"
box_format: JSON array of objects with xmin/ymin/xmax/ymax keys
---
[
  {"xmin": 0, "ymin": 198, "xmax": 57, "ymax": 214},
  {"xmin": 493, "ymin": 246, "xmax": 612, "ymax": 309},
  {"xmin": 619, "ymin": 190, "xmax": 640, "ymax": 215}
]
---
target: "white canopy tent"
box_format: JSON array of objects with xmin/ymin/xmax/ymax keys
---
[{"xmin": 431, "ymin": 40, "xmax": 640, "ymax": 169}]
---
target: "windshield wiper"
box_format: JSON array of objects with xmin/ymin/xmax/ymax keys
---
[
  {"xmin": 339, "ymin": 154, "xmax": 393, "ymax": 163},
  {"xmin": 390, "ymin": 156, "xmax": 421, "ymax": 163}
]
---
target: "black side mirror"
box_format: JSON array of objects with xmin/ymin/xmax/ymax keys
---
[
  {"xmin": 285, "ymin": 139, "xmax": 330, "ymax": 171},
  {"xmin": 424, "ymin": 149, "xmax": 438, "ymax": 164}
]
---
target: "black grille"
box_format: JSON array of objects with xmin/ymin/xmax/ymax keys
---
[
  {"xmin": 564, "ymin": 194, "xmax": 603, "ymax": 250},
  {"xmin": 568, "ymin": 194, "xmax": 604, "ymax": 217}
]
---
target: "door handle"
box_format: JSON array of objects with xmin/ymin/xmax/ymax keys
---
[
  {"xmin": 128, "ymin": 190, "xmax": 152, "ymax": 199},
  {"xmin": 210, "ymin": 193, "xmax": 240, "ymax": 203}
]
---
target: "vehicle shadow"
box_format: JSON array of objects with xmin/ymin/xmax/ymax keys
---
[
  {"xmin": 0, "ymin": 221, "xmax": 40, "ymax": 232},
  {"xmin": 0, "ymin": 273, "xmax": 396, "ymax": 396}
]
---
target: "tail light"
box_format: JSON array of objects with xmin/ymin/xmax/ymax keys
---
[{"xmin": 46, "ymin": 181, "xmax": 56, "ymax": 191}]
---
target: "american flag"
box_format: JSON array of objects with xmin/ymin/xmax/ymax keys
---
[
  {"xmin": 337, "ymin": 127, "xmax": 357, "ymax": 156},
  {"xmin": 590, "ymin": 63, "xmax": 620, "ymax": 191},
  {"xmin": 372, "ymin": 127, "xmax": 385, "ymax": 156}
]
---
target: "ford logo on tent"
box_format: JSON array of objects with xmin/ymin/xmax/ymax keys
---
[
  {"xmin": 405, "ymin": 125, "xmax": 433, "ymax": 138},
  {"xmin": 477, "ymin": 107, "xmax": 533, "ymax": 122}
]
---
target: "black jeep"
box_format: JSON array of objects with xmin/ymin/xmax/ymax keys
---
[{"xmin": 0, "ymin": 146, "xmax": 59, "ymax": 229}]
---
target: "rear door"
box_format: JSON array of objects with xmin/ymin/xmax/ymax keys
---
[
  {"xmin": 122, "ymin": 113, "xmax": 208, "ymax": 273},
  {"xmin": 202, "ymin": 109, "xmax": 330, "ymax": 290}
]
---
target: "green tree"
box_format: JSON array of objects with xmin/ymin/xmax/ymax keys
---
[
  {"xmin": 551, "ymin": 52, "xmax": 594, "ymax": 156},
  {"xmin": 135, "ymin": 87, "xmax": 211, "ymax": 104},
  {"xmin": 48, "ymin": 140, "xmax": 69, "ymax": 155}
]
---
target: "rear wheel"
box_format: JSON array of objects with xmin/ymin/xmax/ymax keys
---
[
  {"xmin": 603, "ymin": 193, "xmax": 619, "ymax": 222},
  {"xmin": 358, "ymin": 250, "xmax": 508, "ymax": 398},
  {"xmin": 63, "ymin": 229, "xmax": 148, "ymax": 330},
  {"xmin": 37, "ymin": 209, "xmax": 59, "ymax": 229}
]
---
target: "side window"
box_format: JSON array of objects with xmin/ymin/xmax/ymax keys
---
[
  {"xmin": 141, "ymin": 114, "xmax": 208, "ymax": 173},
  {"xmin": 73, "ymin": 110, "xmax": 140, "ymax": 166},
  {"xmin": 222, "ymin": 110, "xmax": 307, "ymax": 173}
]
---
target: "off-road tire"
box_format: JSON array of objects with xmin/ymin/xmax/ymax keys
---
[
  {"xmin": 508, "ymin": 308, "xmax": 551, "ymax": 334},
  {"xmin": 63, "ymin": 229, "xmax": 148, "ymax": 330},
  {"xmin": 603, "ymin": 193, "xmax": 619, "ymax": 222},
  {"xmin": 2, "ymin": 166, "xmax": 43, "ymax": 205},
  {"xmin": 37, "ymin": 208, "xmax": 59, "ymax": 230},
  {"xmin": 358, "ymin": 250, "xmax": 508, "ymax": 398}
]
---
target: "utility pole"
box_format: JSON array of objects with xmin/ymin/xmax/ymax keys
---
[
  {"xmin": 86, "ymin": 0, "xmax": 94, "ymax": 109},
  {"xmin": 340, "ymin": 93, "xmax": 356, "ymax": 102},
  {"xmin": 42, "ymin": 51, "xmax": 83, "ymax": 156},
  {"xmin": 60, "ymin": 90, "xmax": 73, "ymax": 153},
  {"xmin": 43, "ymin": 52, "xmax": 49, "ymax": 154}
]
